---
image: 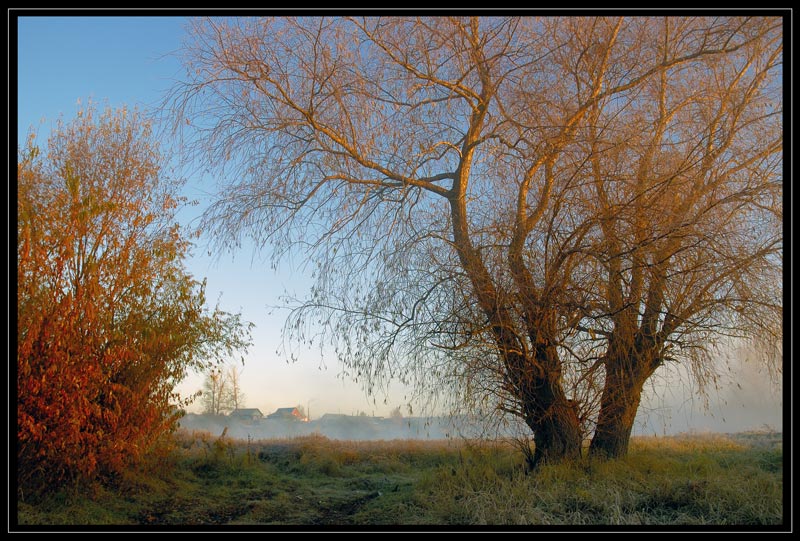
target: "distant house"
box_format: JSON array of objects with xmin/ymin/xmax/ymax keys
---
[
  {"xmin": 229, "ymin": 408, "xmax": 264, "ymax": 421},
  {"xmin": 267, "ymin": 407, "xmax": 305, "ymax": 422}
]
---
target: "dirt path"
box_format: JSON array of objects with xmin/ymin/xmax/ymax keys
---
[
  {"xmin": 138, "ymin": 497, "xmax": 254, "ymax": 525},
  {"xmin": 311, "ymin": 490, "xmax": 382, "ymax": 525}
]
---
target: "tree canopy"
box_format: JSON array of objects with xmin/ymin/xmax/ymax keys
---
[{"xmin": 168, "ymin": 16, "xmax": 782, "ymax": 464}]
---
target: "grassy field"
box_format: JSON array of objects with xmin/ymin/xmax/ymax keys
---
[{"xmin": 16, "ymin": 430, "xmax": 783, "ymax": 527}]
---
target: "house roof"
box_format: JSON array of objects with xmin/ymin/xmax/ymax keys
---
[
  {"xmin": 230, "ymin": 408, "xmax": 263, "ymax": 416},
  {"xmin": 273, "ymin": 407, "xmax": 299, "ymax": 414}
]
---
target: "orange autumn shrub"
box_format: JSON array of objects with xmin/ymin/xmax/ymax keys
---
[{"xmin": 17, "ymin": 104, "xmax": 251, "ymax": 497}]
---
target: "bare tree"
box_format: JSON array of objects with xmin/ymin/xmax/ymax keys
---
[
  {"xmin": 575, "ymin": 17, "xmax": 783, "ymax": 457},
  {"xmin": 169, "ymin": 16, "xmax": 782, "ymax": 465},
  {"xmin": 202, "ymin": 367, "xmax": 233, "ymax": 415},
  {"xmin": 228, "ymin": 365, "xmax": 246, "ymax": 411}
]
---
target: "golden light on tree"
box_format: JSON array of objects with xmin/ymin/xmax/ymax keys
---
[
  {"xmin": 581, "ymin": 20, "xmax": 783, "ymax": 456},
  {"xmin": 168, "ymin": 16, "xmax": 781, "ymax": 466}
]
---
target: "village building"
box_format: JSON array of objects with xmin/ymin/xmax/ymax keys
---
[
  {"xmin": 228, "ymin": 408, "xmax": 264, "ymax": 421},
  {"xmin": 267, "ymin": 407, "xmax": 306, "ymax": 422}
]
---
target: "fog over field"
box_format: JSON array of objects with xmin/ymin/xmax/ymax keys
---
[
  {"xmin": 179, "ymin": 348, "xmax": 782, "ymax": 442},
  {"xmin": 634, "ymin": 350, "xmax": 782, "ymax": 436}
]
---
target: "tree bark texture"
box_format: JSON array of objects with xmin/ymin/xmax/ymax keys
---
[{"xmin": 590, "ymin": 355, "xmax": 656, "ymax": 458}]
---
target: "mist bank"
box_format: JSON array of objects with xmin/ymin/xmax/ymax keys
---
[
  {"xmin": 633, "ymin": 353, "xmax": 783, "ymax": 436},
  {"xmin": 177, "ymin": 410, "xmax": 782, "ymax": 443},
  {"xmin": 178, "ymin": 413, "xmax": 465, "ymax": 441},
  {"xmin": 176, "ymin": 392, "xmax": 783, "ymax": 440},
  {"xmin": 178, "ymin": 354, "xmax": 784, "ymax": 442}
]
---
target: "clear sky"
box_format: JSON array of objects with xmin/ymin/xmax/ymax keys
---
[{"xmin": 15, "ymin": 15, "xmax": 782, "ymax": 434}]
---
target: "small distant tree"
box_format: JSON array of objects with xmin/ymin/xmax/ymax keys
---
[
  {"xmin": 389, "ymin": 407, "xmax": 403, "ymax": 420},
  {"xmin": 201, "ymin": 368, "xmax": 234, "ymax": 415},
  {"xmin": 228, "ymin": 365, "xmax": 246, "ymax": 411}
]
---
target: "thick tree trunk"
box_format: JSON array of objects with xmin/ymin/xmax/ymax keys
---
[
  {"xmin": 515, "ymin": 351, "xmax": 583, "ymax": 469},
  {"xmin": 589, "ymin": 362, "xmax": 648, "ymax": 458},
  {"xmin": 527, "ymin": 398, "xmax": 583, "ymax": 469},
  {"xmin": 447, "ymin": 171, "xmax": 582, "ymax": 467}
]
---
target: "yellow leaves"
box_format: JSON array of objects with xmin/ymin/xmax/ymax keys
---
[{"xmin": 162, "ymin": 194, "xmax": 178, "ymax": 211}]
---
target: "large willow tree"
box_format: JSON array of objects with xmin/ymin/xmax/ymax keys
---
[{"xmin": 169, "ymin": 16, "xmax": 782, "ymax": 465}]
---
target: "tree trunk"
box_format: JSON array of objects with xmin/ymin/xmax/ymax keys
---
[
  {"xmin": 589, "ymin": 361, "xmax": 648, "ymax": 458},
  {"xmin": 516, "ymin": 355, "xmax": 583, "ymax": 469},
  {"xmin": 527, "ymin": 399, "xmax": 583, "ymax": 469}
]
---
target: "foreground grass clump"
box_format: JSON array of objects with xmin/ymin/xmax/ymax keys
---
[
  {"xmin": 17, "ymin": 431, "xmax": 783, "ymax": 526},
  {"xmin": 17, "ymin": 432, "xmax": 461, "ymax": 526},
  {"xmin": 421, "ymin": 433, "xmax": 783, "ymax": 525}
]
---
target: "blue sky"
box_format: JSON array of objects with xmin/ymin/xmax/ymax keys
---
[
  {"xmin": 18, "ymin": 17, "xmax": 184, "ymax": 141},
  {"xmin": 15, "ymin": 15, "xmax": 782, "ymax": 433},
  {"xmin": 16, "ymin": 15, "xmax": 403, "ymax": 419}
]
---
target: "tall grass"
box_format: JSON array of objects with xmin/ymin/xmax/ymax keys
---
[
  {"xmin": 420, "ymin": 434, "xmax": 783, "ymax": 525},
  {"xmin": 16, "ymin": 431, "xmax": 782, "ymax": 526}
]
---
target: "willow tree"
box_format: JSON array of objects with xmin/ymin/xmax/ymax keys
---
[
  {"xmin": 169, "ymin": 16, "xmax": 782, "ymax": 465},
  {"xmin": 579, "ymin": 17, "xmax": 783, "ymax": 457}
]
